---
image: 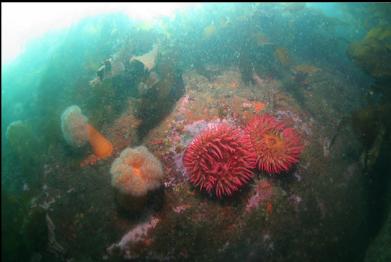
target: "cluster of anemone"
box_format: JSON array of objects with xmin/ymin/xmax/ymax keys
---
[
  {"xmin": 183, "ymin": 114, "xmax": 304, "ymax": 198},
  {"xmin": 62, "ymin": 106, "xmax": 303, "ymax": 202},
  {"xmin": 60, "ymin": 105, "xmax": 113, "ymax": 164}
]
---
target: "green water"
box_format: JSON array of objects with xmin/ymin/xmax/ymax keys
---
[{"xmin": 2, "ymin": 3, "xmax": 391, "ymax": 261}]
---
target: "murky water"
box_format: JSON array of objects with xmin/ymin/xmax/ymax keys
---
[{"xmin": 2, "ymin": 3, "xmax": 391, "ymax": 261}]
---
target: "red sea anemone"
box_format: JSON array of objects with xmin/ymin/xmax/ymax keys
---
[
  {"xmin": 183, "ymin": 124, "xmax": 256, "ymax": 198},
  {"xmin": 245, "ymin": 115, "xmax": 303, "ymax": 174}
]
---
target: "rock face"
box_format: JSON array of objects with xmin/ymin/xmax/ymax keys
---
[
  {"xmin": 365, "ymin": 207, "xmax": 391, "ymax": 262},
  {"xmin": 6, "ymin": 120, "xmax": 40, "ymax": 163},
  {"xmin": 3, "ymin": 69, "xmax": 374, "ymax": 262},
  {"xmin": 136, "ymin": 51, "xmax": 185, "ymax": 136},
  {"xmin": 364, "ymin": 138, "xmax": 391, "ymax": 262},
  {"xmin": 131, "ymin": 67, "xmax": 370, "ymax": 261}
]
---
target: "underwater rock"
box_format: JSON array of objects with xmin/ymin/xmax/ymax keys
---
[
  {"xmin": 2, "ymin": 191, "xmax": 30, "ymax": 261},
  {"xmin": 125, "ymin": 59, "xmax": 148, "ymax": 91},
  {"xmin": 107, "ymin": 216, "xmax": 160, "ymax": 259},
  {"xmin": 108, "ymin": 106, "xmax": 141, "ymax": 151},
  {"xmin": 360, "ymin": 124, "xmax": 386, "ymax": 172},
  {"xmin": 21, "ymin": 207, "xmax": 49, "ymax": 256},
  {"xmin": 110, "ymin": 146, "xmax": 164, "ymax": 214},
  {"xmin": 90, "ymin": 54, "xmax": 126, "ymax": 87},
  {"xmin": 351, "ymin": 105, "xmax": 383, "ymax": 150},
  {"xmin": 97, "ymin": 64, "xmax": 105, "ymax": 81},
  {"xmin": 245, "ymin": 179, "xmax": 274, "ymax": 213},
  {"xmin": 96, "ymin": 58, "xmax": 114, "ymax": 81},
  {"xmin": 130, "ymin": 44, "xmax": 159, "ymax": 72},
  {"xmin": 364, "ymin": 192, "xmax": 391, "ymax": 262},
  {"xmin": 137, "ymin": 71, "xmax": 160, "ymax": 96},
  {"xmin": 104, "ymin": 59, "xmax": 112, "ymax": 75},
  {"xmin": 136, "ymin": 50, "xmax": 185, "ymax": 136},
  {"xmin": 6, "ymin": 120, "xmax": 40, "ymax": 163},
  {"xmin": 45, "ymin": 214, "xmax": 65, "ymax": 257}
]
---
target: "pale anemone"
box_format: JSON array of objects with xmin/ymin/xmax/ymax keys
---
[
  {"xmin": 61, "ymin": 105, "xmax": 88, "ymax": 148},
  {"xmin": 110, "ymin": 146, "xmax": 164, "ymax": 213}
]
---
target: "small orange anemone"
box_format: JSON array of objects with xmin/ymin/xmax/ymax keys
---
[
  {"xmin": 86, "ymin": 123, "xmax": 113, "ymax": 158},
  {"xmin": 253, "ymin": 102, "xmax": 266, "ymax": 113},
  {"xmin": 80, "ymin": 124, "xmax": 113, "ymax": 167}
]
